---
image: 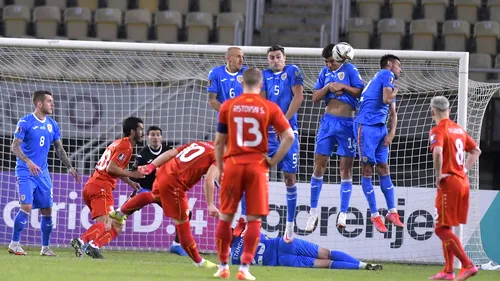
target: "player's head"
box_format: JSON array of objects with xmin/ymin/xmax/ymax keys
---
[
  {"xmin": 267, "ymin": 45, "xmax": 286, "ymax": 72},
  {"xmin": 242, "ymin": 67, "xmax": 263, "ymax": 94},
  {"xmin": 380, "ymin": 54, "xmax": 402, "ymax": 79},
  {"xmin": 146, "ymin": 126, "xmax": 162, "ymax": 149},
  {"xmin": 430, "ymin": 96, "xmax": 450, "ymax": 122},
  {"xmin": 322, "ymin": 43, "xmax": 342, "ymax": 71},
  {"xmin": 123, "ymin": 117, "xmax": 144, "ymax": 143},
  {"xmin": 225, "ymin": 47, "xmax": 244, "ymax": 72},
  {"xmin": 32, "ymin": 90, "xmax": 54, "ymax": 115}
]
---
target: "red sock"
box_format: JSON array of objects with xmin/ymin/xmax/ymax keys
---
[
  {"xmin": 80, "ymin": 222, "xmax": 105, "ymax": 244},
  {"xmin": 176, "ymin": 222, "xmax": 202, "ymax": 264},
  {"xmin": 93, "ymin": 228, "xmax": 118, "ymax": 248},
  {"xmin": 442, "ymin": 240, "xmax": 455, "ymax": 272},
  {"xmin": 216, "ymin": 220, "xmax": 232, "ymax": 264},
  {"xmin": 120, "ymin": 192, "xmax": 157, "ymax": 215},
  {"xmin": 241, "ymin": 220, "xmax": 261, "ymax": 265},
  {"xmin": 435, "ymin": 226, "xmax": 472, "ymax": 268}
]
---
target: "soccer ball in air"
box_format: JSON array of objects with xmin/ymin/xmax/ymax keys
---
[{"xmin": 332, "ymin": 42, "xmax": 354, "ymax": 63}]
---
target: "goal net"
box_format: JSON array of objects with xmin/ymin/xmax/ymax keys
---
[{"xmin": 0, "ymin": 38, "xmax": 497, "ymax": 264}]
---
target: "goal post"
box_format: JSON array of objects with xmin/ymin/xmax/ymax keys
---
[{"xmin": 0, "ymin": 38, "xmax": 497, "ymax": 264}]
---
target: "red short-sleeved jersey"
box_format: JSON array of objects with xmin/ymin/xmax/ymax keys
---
[
  {"xmin": 429, "ymin": 118, "xmax": 477, "ymax": 179},
  {"xmin": 218, "ymin": 93, "xmax": 291, "ymax": 164}
]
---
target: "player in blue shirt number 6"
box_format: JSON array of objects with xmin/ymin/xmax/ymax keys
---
[
  {"xmin": 354, "ymin": 54, "xmax": 404, "ymax": 233},
  {"xmin": 9, "ymin": 91, "xmax": 81, "ymax": 256},
  {"xmin": 305, "ymin": 44, "xmax": 364, "ymax": 231}
]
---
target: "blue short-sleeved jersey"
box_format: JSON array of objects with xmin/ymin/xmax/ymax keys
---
[{"xmin": 207, "ymin": 65, "xmax": 248, "ymax": 104}]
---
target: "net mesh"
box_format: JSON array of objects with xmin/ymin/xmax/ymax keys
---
[{"xmin": 0, "ymin": 43, "xmax": 497, "ymax": 263}]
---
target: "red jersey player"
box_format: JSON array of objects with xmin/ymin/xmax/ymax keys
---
[
  {"xmin": 428, "ymin": 96, "xmax": 481, "ymax": 281},
  {"xmin": 135, "ymin": 140, "xmax": 219, "ymax": 268},
  {"xmin": 70, "ymin": 117, "xmax": 144, "ymax": 259},
  {"xmin": 213, "ymin": 67, "xmax": 295, "ymax": 280}
]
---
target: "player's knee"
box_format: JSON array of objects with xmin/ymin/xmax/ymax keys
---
[
  {"xmin": 40, "ymin": 208, "xmax": 52, "ymax": 216},
  {"xmin": 339, "ymin": 163, "xmax": 353, "ymax": 179},
  {"xmin": 20, "ymin": 204, "xmax": 33, "ymax": 213},
  {"xmin": 313, "ymin": 156, "xmax": 328, "ymax": 176},
  {"xmin": 284, "ymin": 173, "xmax": 296, "ymax": 186},
  {"xmin": 375, "ymin": 164, "xmax": 389, "ymax": 176},
  {"xmin": 361, "ymin": 164, "xmax": 373, "ymax": 177}
]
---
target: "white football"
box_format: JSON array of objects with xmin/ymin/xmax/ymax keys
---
[{"xmin": 332, "ymin": 42, "xmax": 355, "ymax": 62}]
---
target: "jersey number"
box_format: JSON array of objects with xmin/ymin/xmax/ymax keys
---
[
  {"xmin": 251, "ymin": 243, "xmax": 265, "ymax": 265},
  {"xmin": 96, "ymin": 149, "xmax": 112, "ymax": 171},
  {"xmin": 39, "ymin": 136, "xmax": 45, "ymax": 146},
  {"xmin": 273, "ymin": 85, "xmax": 280, "ymax": 95},
  {"xmin": 234, "ymin": 117, "xmax": 263, "ymax": 147},
  {"xmin": 229, "ymin": 88, "xmax": 235, "ymax": 98},
  {"xmin": 176, "ymin": 143, "xmax": 206, "ymax": 162},
  {"xmin": 455, "ymin": 139, "xmax": 465, "ymax": 166}
]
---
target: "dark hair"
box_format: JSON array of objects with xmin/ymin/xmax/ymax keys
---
[
  {"xmin": 32, "ymin": 90, "xmax": 52, "ymax": 105},
  {"xmin": 321, "ymin": 43, "xmax": 335, "ymax": 59},
  {"xmin": 380, "ymin": 54, "xmax": 400, "ymax": 69},
  {"xmin": 122, "ymin": 117, "xmax": 144, "ymax": 137},
  {"xmin": 267, "ymin": 45, "xmax": 285, "ymax": 55},
  {"xmin": 147, "ymin": 126, "xmax": 162, "ymax": 134},
  {"xmin": 243, "ymin": 67, "xmax": 263, "ymax": 88}
]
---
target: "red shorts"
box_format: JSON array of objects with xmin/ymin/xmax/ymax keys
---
[
  {"xmin": 82, "ymin": 183, "xmax": 114, "ymax": 220},
  {"xmin": 220, "ymin": 161, "xmax": 269, "ymax": 216},
  {"xmin": 153, "ymin": 173, "xmax": 189, "ymax": 221},
  {"xmin": 435, "ymin": 175, "xmax": 470, "ymax": 227}
]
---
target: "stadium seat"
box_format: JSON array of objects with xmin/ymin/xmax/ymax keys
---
[
  {"xmin": 357, "ymin": 0, "xmax": 383, "ymax": 21},
  {"xmin": 469, "ymin": 53, "xmax": 491, "ymax": 82},
  {"xmin": 390, "ymin": 0, "xmax": 416, "ymax": 22},
  {"xmin": 217, "ymin": 12, "xmax": 244, "ymax": 44},
  {"xmin": 454, "ymin": 0, "xmax": 480, "ymax": 24},
  {"xmin": 168, "ymin": 0, "xmax": 189, "ymax": 14},
  {"xmin": 45, "ymin": 0, "xmax": 67, "ymax": 10},
  {"xmin": 125, "ymin": 9, "xmax": 152, "ymax": 42},
  {"xmin": 64, "ymin": 7, "xmax": 91, "ymax": 40},
  {"xmin": 410, "ymin": 19, "xmax": 437, "ymax": 50},
  {"xmin": 378, "ymin": 18, "xmax": 405, "ymax": 49},
  {"xmin": 107, "ymin": 0, "xmax": 128, "ymax": 12},
  {"xmin": 95, "ymin": 8, "xmax": 122, "ymax": 41},
  {"xmin": 3, "ymin": 5, "xmax": 31, "ymax": 38},
  {"xmin": 442, "ymin": 20, "xmax": 470, "ymax": 51},
  {"xmin": 33, "ymin": 6, "xmax": 61, "ymax": 39},
  {"xmin": 474, "ymin": 21, "xmax": 500, "ymax": 56},
  {"xmin": 13, "ymin": 0, "xmax": 34, "ymax": 9},
  {"xmin": 155, "ymin": 10, "xmax": 182, "ymax": 43},
  {"xmin": 186, "ymin": 12, "xmax": 214, "ymax": 44},
  {"xmin": 422, "ymin": 0, "xmax": 449, "ymax": 23},
  {"xmin": 138, "ymin": 0, "xmax": 159, "ymax": 13},
  {"xmin": 77, "ymin": 0, "xmax": 99, "ymax": 11},
  {"xmin": 496, "ymin": 54, "xmax": 500, "ymax": 68},
  {"xmin": 488, "ymin": 0, "xmax": 500, "ymax": 24},
  {"xmin": 200, "ymin": 0, "xmax": 221, "ymax": 15},
  {"xmin": 347, "ymin": 17, "xmax": 373, "ymax": 49},
  {"xmin": 230, "ymin": 0, "xmax": 246, "ymax": 14}
]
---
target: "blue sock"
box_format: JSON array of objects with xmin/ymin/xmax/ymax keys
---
[
  {"xmin": 41, "ymin": 216, "xmax": 53, "ymax": 247},
  {"xmin": 286, "ymin": 185, "xmax": 297, "ymax": 223},
  {"xmin": 310, "ymin": 176, "xmax": 323, "ymax": 208},
  {"xmin": 361, "ymin": 177, "xmax": 378, "ymax": 215},
  {"xmin": 340, "ymin": 179, "xmax": 352, "ymax": 213},
  {"xmin": 330, "ymin": 250, "xmax": 361, "ymax": 264},
  {"xmin": 329, "ymin": 261, "xmax": 360, "ymax": 270},
  {"xmin": 240, "ymin": 193, "xmax": 247, "ymax": 216},
  {"xmin": 12, "ymin": 210, "xmax": 28, "ymax": 242},
  {"xmin": 379, "ymin": 175, "xmax": 396, "ymax": 210}
]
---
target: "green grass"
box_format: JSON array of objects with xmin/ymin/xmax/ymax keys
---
[{"xmin": 1, "ymin": 248, "xmax": 499, "ymax": 281}]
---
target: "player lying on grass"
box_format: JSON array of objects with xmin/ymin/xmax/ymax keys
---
[{"xmin": 230, "ymin": 221, "xmax": 382, "ymax": 271}]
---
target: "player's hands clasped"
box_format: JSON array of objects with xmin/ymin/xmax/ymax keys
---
[
  {"xmin": 69, "ymin": 167, "xmax": 82, "ymax": 183},
  {"xmin": 328, "ymin": 82, "xmax": 344, "ymax": 95},
  {"xmin": 208, "ymin": 204, "xmax": 220, "ymax": 218},
  {"xmin": 27, "ymin": 159, "xmax": 42, "ymax": 176}
]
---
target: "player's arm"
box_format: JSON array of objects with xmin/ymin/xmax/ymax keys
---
[
  {"xmin": 11, "ymin": 121, "xmax": 41, "ymax": 175},
  {"xmin": 151, "ymin": 148, "xmax": 179, "ymax": 167},
  {"xmin": 106, "ymin": 159, "xmax": 143, "ymax": 179},
  {"xmin": 11, "ymin": 138, "xmax": 30, "ymax": 164},
  {"xmin": 341, "ymin": 67, "xmax": 364, "ymax": 98},
  {"xmin": 430, "ymin": 130, "xmax": 445, "ymax": 186},
  {"xmin": 382, "ymin": 72, "xmax": 397, "ymax": 104},
  {"xmin": 54, "ymin": 140, "xmax": 81, "ymax": 183},
  {"xmin": 215, "ymin": 104, "xmax": 229, "ymax": 171},
  {"xmin": 208, "ymin": 92, "xmax": 221, "ymax": 111},
  {"xmin": 463, "ymin": 133, "xmax": 482, "ymax": 173},
  {"xmin": 312, "ymin": 69, "xmax": 329, "ymax": 103},
  {"xmin": 204, "ymin": 164, "xmax": 220, "ymax": 217},
  {"xmin": 284, "ymin": 68, "xmax": 304, "ymax": 120},
  {"xmin": 384, "ymin": 102, "xmax": 397, "ymax": 146},
  {"xmin": 208, "ymin": 69, "xmax": 221, "ymax": 111}
]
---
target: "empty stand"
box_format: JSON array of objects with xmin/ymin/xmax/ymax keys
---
[
  {"xmin": 200, "ymin": 0, "xmax": 221, "ymax": 15},
  {"xmin": 489, "ymin": 0, "xmax": 500, "ymax": 23},
  {"xmin": 378, "ymin": 18, "xmax": 405, "ymax": 49},
  {"xmin": 125, "ymin": 9, "xmax": 152, "ymax": 42},
  {"xmin": 186, "ymin": 12, "xmax": 214, "ymax": 44},
  {"xmin": 230, "ymin": 0, "xmax": 246, "ymax": 14},
  {"xmin": 469, "ymin": 53, "xmax": 492, "ymax": 82},
  {"xmin": 3, "ymin": 5, "xmax": 31, "ymax": 38},
  {"xmin": 64, "ymin": 7, "xmax": 91, "ymax": 40},
  {"xmin": 77, "ymin": 0, "xmax": 99, "ymax": 11},
  {"xmin": 168, "ymin": 0, "xmax": 189, "ymax": 14},
  {"xmin": 138, "ymin": 0, "xmax": 159, "ymax": 13},
  {"xmin": 357, "ymin": 0, "xmax": 383, "ymax": 21},
  {"xmin": 442, "ymin": 20, "xmax": 470, "ymax": 51},
  {"xmin": 13, "ymin": 0, "xmax": 34, "ymax": 9},
  {"xmin": 95, "ymin": 8, "xmax": 123, "ymax": 41},
  {"xmin": 454, "ymin": 0, "xmax": 480, "ymax": 24},
  {"xmin": 107, "ymin": 0, "xmax": 128, "ymax": 12},
  {"xmin": 347, "ymin": 17, "xmax": 373, "ymax": 49},
  {"xmin": 474, "ymin": 21, "xmax": 500, "ymax": 56},
  {"xmin": 422, "ymin": 0, "xmax": 449, "ymax": 23},
  {"xmin": 390, "ymin": 0, "xmax": 416, "ymax": 22},
  {"xmin": 33, "ymin": 6, "xmax": 60, "ymax": 39},
  {"xmin": 410, "ymin": 19, "xmax": 437, "ymax": 51},
  {"xmin": 217, "ymin": 12, "xmax": 244, "ymax": 44},
  {"xmin": 155, "ymin": 10, "xmax": 182, "ymax": 43},
  {"xmin": 45, "ymin": 0, "xmax": 67, "ymax": 10}
]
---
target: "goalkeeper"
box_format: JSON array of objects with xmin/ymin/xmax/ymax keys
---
[{"xmin": 230, "ymin": 222, "xmax": 382, "ymax": 270}]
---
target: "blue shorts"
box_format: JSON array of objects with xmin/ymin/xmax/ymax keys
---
[
  {"xmin": 17, "ymin": 175, "xmax": 54, "ymax": 209},
  {"xmin": 315, "ymin": 113, "xmax": 356, "ymax": 158},
  {"xmin": 277, "ymin": 238, "xmax": 319, "ymax": 268},
  {"xmin": 268, "ymin": 132, "xmax": 299, "ymax": 173},
  {"xmin": 354, "ymin": 122, "xmax": 389, "ymax": 164}
]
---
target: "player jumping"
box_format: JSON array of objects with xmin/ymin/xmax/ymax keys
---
[
  {"xmin": 428, "ymin": 96, "xmax": 480, "ymax": 281},
  {"xmin": 9, "ymin": 90, "xmax": 81, "ymax": 256},
  {"xmin": 214, "ymin": 67, "xmax": 295, "ymax": 280},
  {"xmin": 305, "ymin": 43, "xmax": 365, "ymax": 231},
  {"xmin": 353, "ymin": 54, "xmax": 404, "ymax": 233},
  {"xmin": 70, "ymin": 117, "xmax": 144, "ymax": 259}
]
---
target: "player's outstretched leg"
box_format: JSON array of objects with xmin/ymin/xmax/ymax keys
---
[
  {"xmin": 376, "ymin": 164, "xmax": 404, "ymax": 227},
  {"xmin": 283, "ymin": 172, "xmax": 297, "ymax": 243},
  {"xmin": 314, "ymin": 248, "xmax": 383, "ymax": 270},
  {"xmin": 110, "ymin": 191, "xmax": 159, "ymax": 225},
  {"xmin": 337, "ymin": 156, "xmax": 355, "ymax": 228},
  {"xmin": 360, "ymin": 163, "xmax": 387, "ymax": 233},
  {"xmin": 306, "ymin": 154, "xmax": 328, "ymax": 231},
  {"xmin": 175, "ymin": 220, "xmax": 216, "ymax": 268}
]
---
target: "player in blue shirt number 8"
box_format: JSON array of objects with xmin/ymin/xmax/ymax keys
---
[
  {"xmin": 9, "ymin": 91, "xmax": 81, "ymax": 257},
  {"xmin": 305, "ymin": 43, "xmax": 364, "ymax": 231},
  {"xmin": 207, "ymin": 47, "xmax": 248, "ymax": 112},
  {"xmin": 353, "ymin": 54, "xmax": 404, "ymax": 233}
]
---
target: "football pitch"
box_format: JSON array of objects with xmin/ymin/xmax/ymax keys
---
[{"xmin": 2, "ymin": 248, "xmax": 499, "ymax": 281}]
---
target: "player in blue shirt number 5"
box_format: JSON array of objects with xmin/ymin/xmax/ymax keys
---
[
  {"xmin": 354, "ymin": 55, "xmax": 404, "ymax": 233},
  {"xmin": 9, "ymin": 91, "xmax": 81, "ymax": 257}
]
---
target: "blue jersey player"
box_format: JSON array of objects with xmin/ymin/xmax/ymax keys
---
[
  {"xmin": 354, "ymin": 54, "xmax": 404, "ymax": 233},
  {"xmin": 305, "ymin": 44, "xmax": 364, "ymax": 231},
  {"xmin": 9, "ymin": 91, "xmax": 81, "ymax": 256},
  {"xmin": 207, "ymin": 46, "xmax": 247, "ymax": 112},
  {"xmin": 230, "ymin": 223, "xmax": 382, "ymax": 271}
]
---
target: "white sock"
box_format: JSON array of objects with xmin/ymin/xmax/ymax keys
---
[
  {"xmin": 220, "ymin": 264, "xmax": 229, "ymax": 269},
  {"xmin": 239, "ymin": 264, "xmax": 249, "ymax": 272},
  {"xmin": 9, "ymin": 241, "xmax": 19, "ymax": 247},
  {"xmin": 42, "ymin": 246, "xmax": 50, "ymax": 251},
  {"xmin": 371, "ymin": 212, "xmax": 380, "ymax": 218},
  {"xmin": 286, "ymin": 221, "xmax": 294, "ymax": 228},
  {"xmin": 389, "ymin": 208, "xmax": 397, "ymax": 213},
  {"xmin": 359, "ymin": 262, "xmax": 367, "ymax": 269},
  {"xmin": 172, "ymin": 241, "xmax": 181, "ymax": 246},
  {"xmin": 310, "ymin": 208, "xmax": 318, "ymax": 216}
]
